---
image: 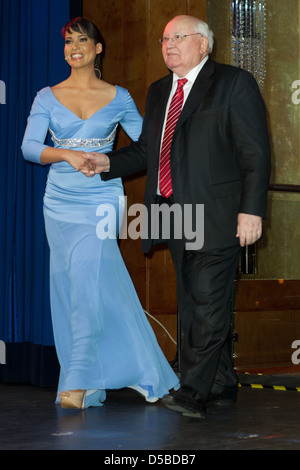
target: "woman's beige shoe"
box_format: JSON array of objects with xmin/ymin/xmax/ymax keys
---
[{"xmin": 60, "ymin": 390, "xmax": 86, "ymax": 409}]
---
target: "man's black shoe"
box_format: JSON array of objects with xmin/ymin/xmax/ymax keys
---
[
  {"xmin": 207, "ymin": 385, "xmax": 238, "ymax": 407},
  {"xmin": 162, "ymin": 386, "xmax": 206, "ymax": 418}
]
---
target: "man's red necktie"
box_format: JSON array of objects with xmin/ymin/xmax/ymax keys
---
[{"xmin": 159, "ymin": 78, "xmax": 187, "ymax": 198}]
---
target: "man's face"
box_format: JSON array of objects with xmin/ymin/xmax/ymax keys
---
[{"xmin": 161, "ymin": 17, "xmax": 208, "ymax": 77}]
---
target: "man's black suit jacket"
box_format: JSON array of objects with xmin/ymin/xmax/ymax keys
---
[{"xmin": 103, "ymin": 57, "xmax": 271, "ymax": 253}]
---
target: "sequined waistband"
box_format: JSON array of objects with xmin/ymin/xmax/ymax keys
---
[{"xmin": 49, "ymin": 124, "xmax": 118, "ymax": 148}]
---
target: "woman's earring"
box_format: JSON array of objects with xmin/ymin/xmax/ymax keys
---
[{"xmin": 95, "ymin": 67, "xmax": 101, "ymax": 79}]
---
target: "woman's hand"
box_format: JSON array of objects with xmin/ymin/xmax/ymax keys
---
[
  {"xmin": 64, "ymin": 150, "xmax": 96, "ymax": 173},
  {"xmin": 81, "ymin": 153, "xmax": 110, "ymax": 176}
]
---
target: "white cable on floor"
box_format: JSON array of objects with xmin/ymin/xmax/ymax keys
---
[{"xmin": 144, "ymin": 310, "xmax": 177, "ymax": 345}]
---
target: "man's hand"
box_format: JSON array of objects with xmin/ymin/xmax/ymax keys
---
[
  {"xmin": 81, "ymin": 153, "xmax": 110, "ymax": 176},
  {"xmin": 236, "ymin": 213, "xmax": 262, "ymax": 246}
]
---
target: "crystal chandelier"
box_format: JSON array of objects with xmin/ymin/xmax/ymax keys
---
[{"xmin": 231, "ymin": 0, "xmax": 267, "ymax": 92}]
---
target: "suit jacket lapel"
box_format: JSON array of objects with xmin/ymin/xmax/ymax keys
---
[{"xmin": 176, "ymin": 57, "xmax": 215, "ymax": 128}]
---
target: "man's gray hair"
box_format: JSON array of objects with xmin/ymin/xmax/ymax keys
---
[{"xmin": 194, "ymin": 19, "xmax": 214, "ymax": 52}]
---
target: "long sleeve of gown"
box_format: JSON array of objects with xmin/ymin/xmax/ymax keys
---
[
  {"xmin": 21, "ymin": 90, "xmax": 50, "ymax": 164},
  {"xmin": 119, "ymin": 92, "xmax": 143, "ymax": 142}
]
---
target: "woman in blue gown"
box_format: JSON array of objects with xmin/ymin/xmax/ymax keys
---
[{"xmin": 21, "ymin": 17, "xmax": 179, "ymax": 409}]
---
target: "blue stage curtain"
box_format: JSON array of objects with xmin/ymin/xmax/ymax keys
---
[{"xmin": 0, "ymin": 0, "xmax": 71, "ymax": 386}]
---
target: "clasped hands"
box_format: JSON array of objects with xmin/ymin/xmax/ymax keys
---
[{"xmin": 74, "ymin": 152, "xmax": 110, "ymax": 176}]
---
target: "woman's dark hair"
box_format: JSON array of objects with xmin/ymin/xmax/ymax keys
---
[{"xmin": 62, "ymin": 17, "xmax": 105, "ymax": 78}]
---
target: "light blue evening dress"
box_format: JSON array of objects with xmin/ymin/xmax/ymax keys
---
[{"xmin": 22, "ymin": 85, "xmax": 179, "ymax": 406}]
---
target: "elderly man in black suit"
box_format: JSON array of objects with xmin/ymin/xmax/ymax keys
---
[{"xmin": 84, "ymin": 15, "xmax": 271, "ymax": 418}]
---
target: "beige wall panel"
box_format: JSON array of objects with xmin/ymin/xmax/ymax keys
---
[{"xmin": 147, "ymin": 313, "xmax": 177, "ymax": 361}]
